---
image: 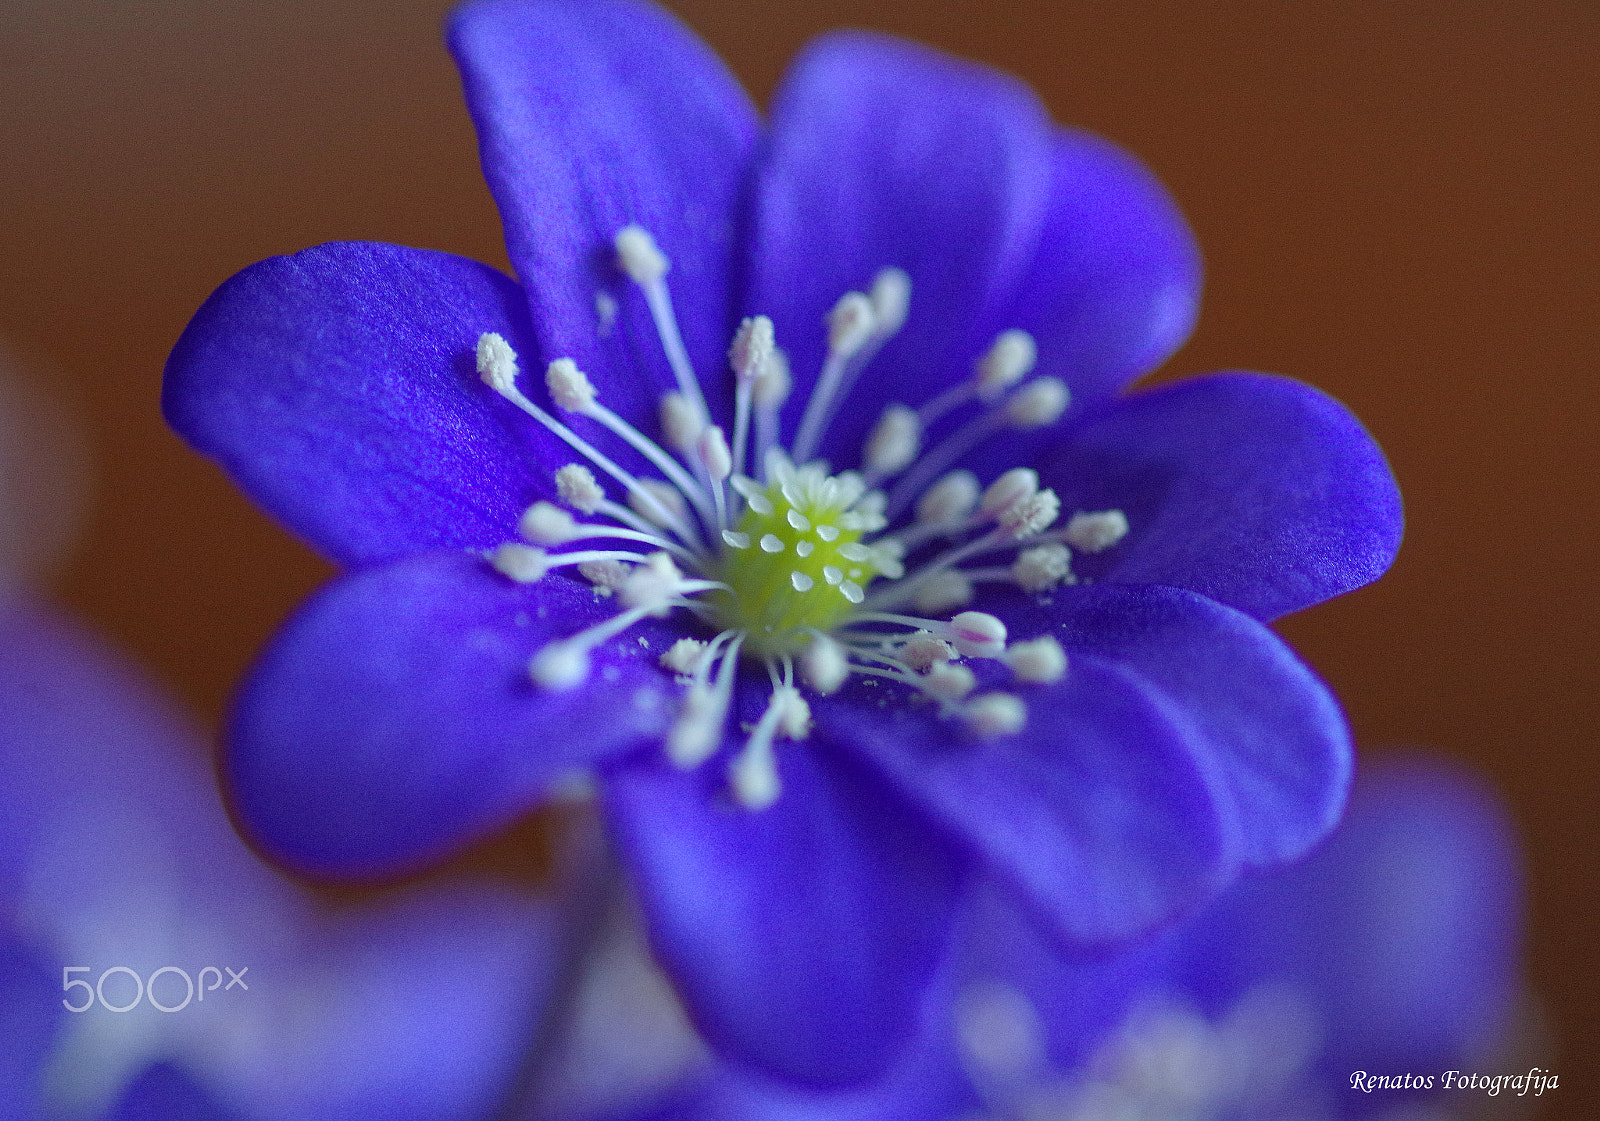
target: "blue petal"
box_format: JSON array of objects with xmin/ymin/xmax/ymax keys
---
[
  {"xmin": 601, "ymin": 720, "xmax": 962, "ymax": 1089},
  {"xmin": 1039, "ymin": 583, "xmax": 1352, "ymax": 869},
  {"xmin": 1168, "ymin": 754, "xmax": 1522, "ymax": 1076},
  {"xmin": 228, "ymin": 553, "xmax": 675, "ymax": 879},
  {"xmin": 165, "ymin": 242, "xmax": 555, "ymax": 567},
  {"xmin": 826, "ymin": 655, "xmax": 1231, "ymax": 946},
  {"xmin": 743, "ymin": 32, "xmax": 1054, "ymax": 465},
  {"xmin": 1040, "ymin": 372, "xmax": 1403, "ymax": 621},
  {"xmin": 450, "ymin": 0, "xmax": 759, "ymax": 435}
]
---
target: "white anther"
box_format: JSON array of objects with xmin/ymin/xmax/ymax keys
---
[
  {"xmin": 815, "ymin": 524, "xmax": 839, "ymax": 542},
  {"xmin": 1004, "ymin": 377, "xmax": 1070, "ymax": 428},
  {"xmin": 658, "ymin": 392, "xmax": 703, "ymax": 453},
  {"xmin": 530, "ymin": 643, "xmax": 589, "ymax": 690},
  {"xmin": 615, "ymin": 224, "xmax": 669, "ymax": 285},
  {"xmin": 760, "ymin": 534, "xmax": 784, "ymax": 553},
  {"xmin": 544, "ymin": 358, "xmax": 597, "ymax": 412},
  {"xmin": 1005, "ymin": 636, "xmax": 1068, "ymax": 684},
  {"xmin": 660, "ymin": 637, "xmax": 707, "ymax": 674},
  {"xmin": 730, "ymin": 740, "xmax": 781, "ymax": 810},
  {"xmin": 913, "ymin": 569, "xmax": 975, "ymax": 614},
  {"xmin": 963, "ymin": 693, "xmax": 1026, "ymax": 738},
  {"xmin": 791, "ymin": 571, "xmax": 815, "ymax": 592},
  {"xmin": 869, "ymin": 267, "xmax": 911, "ymax": 336},
  {"xmin": 795, "ymin": 540, "xmax": 815, "ymax": 558},
  {"xmin": 924, "ymin": 662, "xmax": 977, "ymax": 702},
  {"xmin": 998, "ymin": 488, "xmax": 1061, "ymax": 539},
  {"xmin": 786, "ymin": 508, "xmax": 811, "ymax": 531},
  {"xmin": 519, "ymin": 501, "xmax": 576, "ymax": 544},
  {"xmin": 1013, "ymin": 542, "xmax": 1074, "ymax": 592},
  {"xmin": 554, "ymin": 463, "xmax": 605, "ymax": 513},
  {"xmin": 476, "ymin": 331, "xmax": 520, "ymax": 394},
  {"xmin": 868, "ymin": 542, "xmax": 906, "ymax": 580},
  {"xmin": 751, "ymin": 347, "xmax": 792, "ymax": 408},
  {"xmin": 826, "ymin": 291, "xmax": 877, "ymax": 358},
  {"xmin": 901, "ymin": 631, "xmax": 956, "ymax": 671},
  {"xmin": 699, "ymin": 425, "xmax": 732, "ymax": 481},
  {"xmin": 628, "ymin": 479, "xmax": 687, "ymax": 528},
  {"xmin": 1063, "ymin": 510, "xmax": 1130, "ymax": 553},
  {"xmin": 840, "ymin": 580, "xmax": 865, "ymax": 604},
  {"xmin": 729, "ymin": 316, "xmax": 776, "ymax": 384},
  {"xmin": 948, "ymin": 611, "xmax": 1008, "ymax": 659},
  {"xmin": 864, "ymin": 404, "xmax": 921, "ymax": 475},
  {"xmin": 721, "ymin": 530, "xmax": 751, "ymax": 550},
  {"xmin": 578, "ymin": 558, "xmax": 632, "ymax": 591},
  {"xmin": 916, "ymin": 470, "xmax": 981, "ymax": 525},
  {"xmin": 801, "ymin": 634, "xmax": 849, "ymax": 695},
  {"xmin": 618, "ymin": 552, "xmax": 682, "ymax": 617},
  {"xmin": 667, "ymin": 687, "xmax": 721, "ymax": 768},
  {"xmin": 974, "ymin": 329, "xmax": 1037, "ymax": 401},
  {"xmin": 980, "ymin": 468, "xmax": 1039, "ymax": 517},
  {"xmin": 595, "ymin": 291, "xmax": 618, "ymax": 336},
  {"xmin": 822, "ymin": 565, "xmax": 843, "ymax": 586},
  {"xmin": 779, "ymin": 692, "xmax": 813, "ymax": 740},
  {"xmin": 490, "ymin": 543, "xmax": 550, "ymax": 583}
]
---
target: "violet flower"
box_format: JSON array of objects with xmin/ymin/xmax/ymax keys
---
[
  {"xmin": 0, "ymin": 598, "xmax": 556, "ymax": 1120},
  {"xmin": 577, "ymin": 755, "xmax": 1524, "ymax": 1121},
  {"xmin": 163, "ymin": 0, "xmax": 1401, "ymax": 1086}
]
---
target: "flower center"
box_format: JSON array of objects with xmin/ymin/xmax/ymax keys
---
[
  {"xmin": 473, "ymin": 223, "xmax": 1130, "ymax": 809},
  {"xmin": 707, "ymin": 471, "xmax": 881, "ymax": 656}
]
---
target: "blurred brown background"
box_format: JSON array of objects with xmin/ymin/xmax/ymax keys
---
[{"xmin": 2, "ymin": 0, "xmax": 1594, "ymax": 1111}]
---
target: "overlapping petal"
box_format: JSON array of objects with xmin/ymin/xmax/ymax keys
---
[
  {"xmin": 164, "ymin": 242, "xmax": 553, "ymax": 566},
  {"xmin": 1035, "ymin": 583, "xmax": 1352, "ymax": 868},
  {"xmin": 744, "ymin": 32, "xmax": 1054, "ymax": 464},
  {"xmin": 601, "ymin": 717, "xmax": 962, "ymax": 1089},
  {"xmin": 450, "ymin": 0, "xmax": 759, "ymax": 436},
  {"xmin": 1040, "ymin": 372, "xmax": 1402, "ymax": 621},
  {"xmin": 228, "ymin": 552, "xmax": 674, "ymax": 879},
  {"xmin": 827, "ymin": 653, "xmax": 1230, "ymax": 946}
]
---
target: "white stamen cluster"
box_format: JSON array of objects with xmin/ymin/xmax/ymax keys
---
[{"xmin": 473, "ymin": 224, "xmax": 1131, "ymax": 809}]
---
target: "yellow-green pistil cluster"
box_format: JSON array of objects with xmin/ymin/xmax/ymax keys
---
[{"xmin": 708, "ymin": 478, "xmax": 883, "ymax": 657}]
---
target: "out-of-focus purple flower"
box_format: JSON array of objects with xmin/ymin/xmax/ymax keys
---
[
  {"xmin": 589, "ymin": 755, "xmax": 1523, "ymax": 1121},
  {"xmin": 162, "ymin": 0, "xmax": 1401, "ymax": 1086},
  {"xmin": 0, "ymin": 598, "xmax": 560, "ymax": 1120}
]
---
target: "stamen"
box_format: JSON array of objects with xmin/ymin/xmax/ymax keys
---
[
  {"xmin": 578, "ymin": 558, "xmax": 633, "ymax": 592},
  {"xmin": 793, "ymin": 290, "xmax": 877, "ymax": 463},
  {"xmin": 1063, "ymin": 509, "xmax": 1130, "ymax": 553},
  {"xmin": 975, "ymin": 329, "xmax": 1038, "ymax": 402},
  {"xmin": 869, "ymin": 267, "xmax": 912, "ymax": 337},
  {"xmin": 543, "ymin": 358, "xmax": 715, "ymax": 527},
  {"xmin": 615, "ymin": 225, "xmax": 714, "ymax": 434},
  {"xmin": 729, "ymin": 685, "xmax": 802, "ymax": 810},
  {"xmin": 659, "ymin": 392, "xmax": 703, "ymax": 455},
  {"xmin": 751, "ymin": 347, "xmax": 791, "ymax": 474},
  {"xmin": 530, "ymin": 600, "xmax": 666, "ymax": 690},
  {"xmin": 1005, "ymin": 636, "xmax": 1068, "ymax": 684},
  {"xmin": 628, "ymin": 479, "xmax": 687, "ymax": 529},
  {"xmin": 996, "ymin": 488, "xmax": 1060, "ymax": 539},
  {"xmin": 595, "ymin": 290, "xmax": 618, "ymax": 336},
  {"xmin": 900, "ymin": 631, "xmax": 956, "ymax": 670},
  {"xmin": 800, "ymin": 633, "xmax": 849, "ymax": 694},
  {"xmin": 863, "ymin": 404, "xmax": 921, "ymax": 478},
  {"xmin": 660, "ymin": 637, "xmax": 707, "ymax": 674},
  {"xmin": 666, "ymin": 632, "xmax": 743, "ymax": 767},
  {"xmin": 617, "ymin": 552, "xmax": 689, "ymax": 617},
  {"xmin": 924, "ymin": 662, "xmax": 977, "ymax": 702},
  {"xmin": 490, "ymin": 544, "xmax": 641, "ymax": 584},
  {"xmin": 476, "ymin": 334, "xmax": 700, "ymax": 549},
  {"xmin": 1012, "ymin": 542, "xmax": 1075, "ymax": 592},
  {"xmin": 614, "ymin": 224, "xmax": 669, "ymax": 285},
  {"xmin": 913, "ymin": 570, "xmax": 974, "ymax": 613},
  {"xmin": 963, "ymin": 692, "xmax": 1026, "ymax": 738},
  {"xmin": 915, "ymin": 470, "xmax": 981, "ymax": 526},
  {"xmin": 555, "ymin": 463, "xmax": 605, "ymax": 513},
  {"xmin": 699, "ymin": 425, "xmax": 732, "ymax": 527},
  {"xmin": 947, "ymin": 611, "xmax": 1008, "ymax": 658},
  {"xmin": 980, "ymin": 468, "xmax": 1039, "ymax": 517},
  {"xmin": 1003, "ymin": 377, "xmax": 1070, "ymax": 428}
]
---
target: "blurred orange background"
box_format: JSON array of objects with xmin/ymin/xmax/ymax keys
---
[{"xmin": 2, "ymin": 1, "xmax": 1594, "ymax": 1112}]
